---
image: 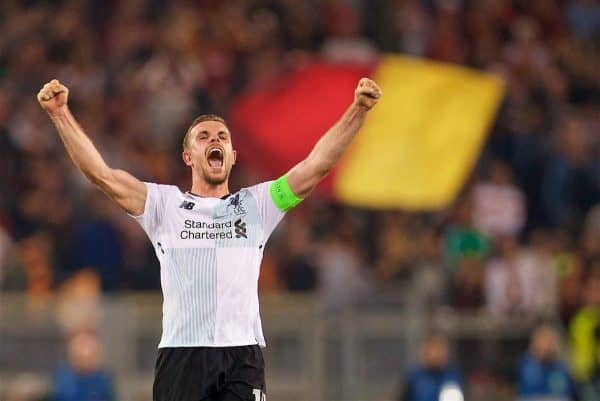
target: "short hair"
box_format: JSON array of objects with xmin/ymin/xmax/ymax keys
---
[{"xmin": 182, "ymin": 114, "xmax": 229, "ymax": 151}]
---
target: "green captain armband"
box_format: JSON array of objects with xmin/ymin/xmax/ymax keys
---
[{"xmin": 269, "ymin": 175, "xmax": 302, "ymax": 212}]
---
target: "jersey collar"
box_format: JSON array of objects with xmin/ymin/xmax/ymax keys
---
[{"xmin": 187, "ymin": 191, "xmax": 231, "ymax": 200}]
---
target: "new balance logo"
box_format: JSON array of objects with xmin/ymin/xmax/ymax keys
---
[
  {"xmin": 179, "ymin": 201, "xmax": 195, "ymax": 210},
  {"xmin": 234, "ymin": 219, "xmax": 247, "ymax": 238}
]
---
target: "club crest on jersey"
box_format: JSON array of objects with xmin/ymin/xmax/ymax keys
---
[{"xmin": 228, "ymin": 194, "xmax": 246, "ymax": 215}]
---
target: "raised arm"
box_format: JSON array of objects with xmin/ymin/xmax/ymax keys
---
[
  {"xmin": 37, "ymin": 79, "xmax": 147, "ymax": 215},
  {"xmin": 286, "ymin": 78, "xmax": 382, "ymax": 198}
]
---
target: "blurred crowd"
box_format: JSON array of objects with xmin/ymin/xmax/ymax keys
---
[
  {"xmin": 398, "ymin": 326, "xmax": 580, "ymax": 401},
  {"xmin": 0, "ymin": 0, "xmax": 598, "ymax": 400}
]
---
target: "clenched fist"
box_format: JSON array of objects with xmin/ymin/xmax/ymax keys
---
[
  {"xmin": 354, "ymin": 78, "xmax": 382, "ymax": 110},
  {"xmin": 37, "ymin": 79, "xmax": 69, "ymax": 115}
]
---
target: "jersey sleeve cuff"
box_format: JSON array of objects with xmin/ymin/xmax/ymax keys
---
[{"xmin": 127, "ymin": 182, "xmax": 153, "ymax": 219}]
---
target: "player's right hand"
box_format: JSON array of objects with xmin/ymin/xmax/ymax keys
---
[{"xmin": 37, "ymin": 79, "xmax": 69, "ymax": 115}]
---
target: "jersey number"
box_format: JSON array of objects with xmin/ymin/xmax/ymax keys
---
[{"xmin": 252, "ymin": 389, "xmax": 266, "ymax": 401}]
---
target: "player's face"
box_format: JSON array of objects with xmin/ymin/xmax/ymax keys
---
[{"xmin": 183, "ymin": 121, "xmax": 236, "ymax": 185}]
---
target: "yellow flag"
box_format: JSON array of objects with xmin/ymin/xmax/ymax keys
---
[{"xmin": 334, "ymin": 55, "xmax": 505, "ymax": 210}]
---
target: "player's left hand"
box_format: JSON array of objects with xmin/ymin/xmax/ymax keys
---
[{"xmin": 354, "ymin": 78, "xmax": 382, "ymax": 110}]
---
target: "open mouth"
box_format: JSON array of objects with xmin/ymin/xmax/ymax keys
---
[{"xmin": 207, "ymin": 147, "xmax": 224, "ymax": 168}]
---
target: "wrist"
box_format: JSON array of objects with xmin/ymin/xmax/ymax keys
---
[
  {"xmin": 351, "ymin": 100, "xmax": 370, "ymax": 113},
  {"xmin": 48, "ymin": 105, "xmax": 69, "ymax": 120}
]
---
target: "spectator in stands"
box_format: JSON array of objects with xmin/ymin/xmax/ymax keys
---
[
  {"xmin": 0, "ymin": 224, "xmax": 15, "ymax": 287},
  {"xmin": 375, "ymin": 214, "xmax": 418, "ymax": 283},
  {"xmin": 450, "ymin": 255, "xmax": 485, "ymax": 311},
  {"xmin": 516, "ymin": 325, "xmax": 577, "ymax": 401},
  {"xmin": 316, "ymin": 230, "xmax": 373, "ymax": 310},
  {"xmin": 320, "ymin": 2, "xmax": 378, "ymax": 65},
  {"xmin": 444, "ymin": 197, "xmax": 490, "ymax": 270},
  {"xmin": 472, "ymin": 160, "xmax": 526, "ymax": 239},
  {"xmin": 570, "ymin": 270, "xmax": 600, "ymax": 400},
  {"xmin": 52, "ymin": 331, "xmax": 115, "ymax": 401},
  {"xmin": 541, "ymin": 114, "xmax": 597, "ymax": 230},
  {"xmin": 2, "ymin": 374, "xmax": 48, "ymax": 401},
  {"xmin": 558, "ymin": 251, "xmax": 585, "ymax": 326},
  {"xmin": 398, "ymin": 334, "xmax": 463, "ymax": 401},
  {"xmin": 279, "ymin": 219, "xmax": 318, "ymax": 292},
  {"xmin": 486, "ymin": 233, "xmax": 558, "ymax": 318},
  {"xmin": 581, "ymin": 205, "xmax": 600, "ymax": 265},
  {"xmin": 70, "ymin": 194, "xmax": 124, "ymax": 291}
]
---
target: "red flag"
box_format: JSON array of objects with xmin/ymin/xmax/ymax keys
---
[{"xmin": 230, "ymin": 63, "xmax": 371, "ymax": 193}]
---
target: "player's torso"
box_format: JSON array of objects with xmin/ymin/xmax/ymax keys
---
[{"xmin": 152, "ymin": 188, "xmax": 266, "ymax": 346}]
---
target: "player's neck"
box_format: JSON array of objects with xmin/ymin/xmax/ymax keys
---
[{"xmin": 190, "ymin": 178, "xmax": 230, "ymax": 199}]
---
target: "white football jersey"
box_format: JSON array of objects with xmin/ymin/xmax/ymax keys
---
[{"xmin": 131, "ymin": 181, "xmax": 285, "ymax": 348}]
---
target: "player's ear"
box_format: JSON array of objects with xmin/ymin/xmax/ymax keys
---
[
  {"xmin": 232, "ymin": 149, "xmax": 237, "ymax": 166},
  {"xmin": 182, "ymin": 150, "xmax": 193, "ymax": 167}
]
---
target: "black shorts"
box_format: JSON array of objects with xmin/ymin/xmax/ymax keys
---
[{"xmin": 153, "ymin": 345, "xmax": 266, "ymax": 401}]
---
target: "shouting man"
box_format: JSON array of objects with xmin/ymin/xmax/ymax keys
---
[{"xmin": 37, "ymin": 76, "xmax": 381, "ymax": 401}]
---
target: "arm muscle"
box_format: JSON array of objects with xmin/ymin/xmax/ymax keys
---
[{"xmin": 49, "ymin": 107, "xmax": 146, "ymax": 215}]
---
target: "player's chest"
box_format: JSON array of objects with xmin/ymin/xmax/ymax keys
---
[{"xmin": 162, "ymin": 194, "xmax": 262, "ymax": 247}]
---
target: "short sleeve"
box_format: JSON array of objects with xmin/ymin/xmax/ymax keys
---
[
  {"xmin": 129, "ymin": 182, "xmax": 169, "ymax": 236},
  {"xmin": 247, "ymin": 181, "xmax": 287, "ymax": 240}
]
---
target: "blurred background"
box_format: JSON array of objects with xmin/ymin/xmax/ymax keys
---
[{"xmin": 0, "ymin": 0, "xmax": 599, "ymax": 400}]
